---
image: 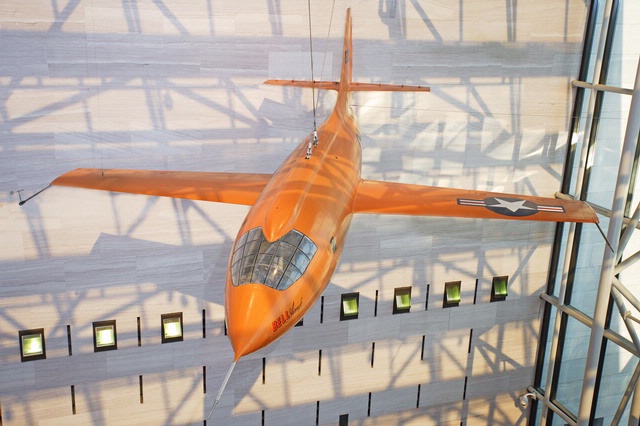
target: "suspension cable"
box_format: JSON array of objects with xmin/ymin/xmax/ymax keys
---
[
  {"xmin": 305, "ymin": 0, "xmax": 336, "ymax": 159},
  {"xmin": 307, "ymin": 0, "xmax": 318, "ymax": 149},
  {"xmin": 315, "ymin": 0, "xmax": 336, "ymax": 114}
]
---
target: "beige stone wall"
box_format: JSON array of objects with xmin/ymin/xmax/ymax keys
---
[{"xmin": 0, "ymin": 1, "xmax": 588, "ymax": 424}]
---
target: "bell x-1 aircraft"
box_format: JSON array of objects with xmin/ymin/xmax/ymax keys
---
[{"xmin": 49, "ymin": 7, "xmax": 598, "ymax": 414}]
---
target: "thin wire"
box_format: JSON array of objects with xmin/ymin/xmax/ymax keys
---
[
  {"xmin": 315, "ymin": 0, "xmax": 337, "ymax": 113},
  {"xmin": 307, "ymin": 0, "xmax": 317, "ymax": 131}
]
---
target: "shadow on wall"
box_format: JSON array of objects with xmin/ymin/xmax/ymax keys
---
[
  {"xmin": 0, "ymin": 206, "xmax": 548, "ymax": 425},
  {"xmin": 2, "ymin": 1, "xmax": 578, "ymax": 201},
  {"xmin": 0, "ymin": 0, "xmax": 586, "ymax": 424}
]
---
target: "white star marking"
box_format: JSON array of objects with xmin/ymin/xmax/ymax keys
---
[{"xmin": 492, "ymin": 198, "xmax": 535, "ymax": 213}]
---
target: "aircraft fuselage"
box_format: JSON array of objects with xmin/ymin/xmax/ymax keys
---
[{"xmin": 225, "ymin": 91, "xmax": 362, "ymax": 359}]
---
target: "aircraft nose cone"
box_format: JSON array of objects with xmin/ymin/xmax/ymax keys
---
[{"xmin": 226, "ymin": 284, "xmax": 281, "ymax": 360}]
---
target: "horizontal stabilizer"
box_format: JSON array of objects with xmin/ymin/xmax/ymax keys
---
[
  {"xmin": 265, "ymin": 9, "xmax": 429, "ymax": 95},
  {"xmin": 264, "ymin": 80, "xmax": 429, "ymax": 92},
  {"xmin": 350, "ymin": 82, "xmax": 430, "ymax": 92},
  {"xmin": 51, "ymin": 168, "xmax": 272, "ymax": 206},
  {"xmin": 264, "ymin": 80, "xmax": 339, "ymax": 90},
  {"xmin": 353, "ymin": 180, "xmax": 598, "ymax": 223}
]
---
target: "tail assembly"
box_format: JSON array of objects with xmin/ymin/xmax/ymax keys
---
[
  {"xmin": 341, "ymin": 7, "xmax": 353, "ymax": 89},
  {"xmin": 264, "ymin": 8, "xmax": 430, "ymax": 94}
]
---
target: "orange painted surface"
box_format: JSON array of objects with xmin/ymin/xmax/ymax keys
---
[
  {"xmin": 51, "ymin": 8, "xmax": 598, "ymax": 362},
  {"xmin": 225, "ymin": 88, "xmax": 361, "ymax": 360},
  {"xmin": 354, "ymin": 180, "xmax": 597, "ymax": 222},
  {"xmin": 51, "ymin": 169, "xmax": 272, "ymax": 206}
]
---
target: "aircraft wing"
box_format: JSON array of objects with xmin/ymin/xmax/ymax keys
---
[
  {"xmin": 51, "ymin": 168, "xmax": 272, "ymax": 206},
  {"xmin": 353, "ymin": 180, "xmax": 598, "ymax": 223}
]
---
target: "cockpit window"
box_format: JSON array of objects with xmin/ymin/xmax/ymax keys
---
[{"xmin": 231, "ymin": 227, "xmax": 317, "ymax": 290}]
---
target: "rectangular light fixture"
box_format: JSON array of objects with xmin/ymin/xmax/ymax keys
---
[
  {"xmin": 393, "ymin": 287, "xmax": 412, "ymax": 314},
  {"xmin": 491, "ymin": 276, "xmax": 508, "ymax": 302},
  {"xmin": 340, "ymin": 293, "xmax": 359, "ymax": 321},
  {"xmin": 161, "ymin": 312, "xmax": 184, "ymax": 343},
  {"xmin": 93, "ymin": 320, "xmax": 117, "ymax": 352},
  {"xmin": 443, "ymin": 281, "xmax": 461, "ymax": 308},
  {"xmin": 19, "ymin": 328, "xmax": 46, "ymax": 362}
]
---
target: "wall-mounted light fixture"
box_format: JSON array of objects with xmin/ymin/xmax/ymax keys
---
[
  {"xmin": 19, "ymin": 328, "xmax": 46, "ymax": 362},
  {"xmin": 161, "ymin": 312, "xmax": 183, "ymax": 343},
  {"xmin": 93, "ymin": 320, "xmax": 117, "ymax": 352},
  {"xmin": 491, "ymin": 276, "xmax": 508, "ymax": 302},
  {"xmin": 443, "ymin": 281, "xmax": 461, "ymax": 308},
  {"xmin": 340, "ymin": 293, "xmax": 359, "ymax": 321},
  {"xmin": 393, "ymin": 287, "xmax": 412, "ymax": 314}
]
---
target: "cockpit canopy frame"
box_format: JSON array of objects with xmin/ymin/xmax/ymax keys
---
[{"xmin": 231, "ymin": 227, "xmax": 318, "ymax": 290}]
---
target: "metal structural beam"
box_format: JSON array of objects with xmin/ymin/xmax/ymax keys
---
[
  {"xmin": 539, "ymin": 1, "xmax": 614, "ymax": 424},
  {"xmin": 577, "ymin": 56, "xmax": 640, "ymax": 425},
  {"xmin": 540, "ymin": 293, "xmax": 639, "ymax": 358},
  {"xmin": 612, "ymin": 277, "xmax": 640, "ymax": 315},
  {"xmin": 611, "ymin": 360, "xmax": 640, "ymax": 426},
  {"xmin": 629, "ymin": 379, "xmax": 640, "ymax": 425},
  {"xmin": 528, "ymin": 386, "xmax": 578, "ymax": 425},
  {"xmin": 533, "ymin": 1, "xmax": 640, "ymax": 424},
  {"xmin": 571, "ymin": 80, "xmax": 634, "ymax": 96}
]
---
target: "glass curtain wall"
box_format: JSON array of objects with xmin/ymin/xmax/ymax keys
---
[{"xmin": 531, "ymin": 0, "xmax": 640, "ymax": 424}]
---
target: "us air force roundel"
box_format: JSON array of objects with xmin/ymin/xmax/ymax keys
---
[{"xmin": 457, "ymin": 197, "xmax": 565, "ymax": 217}]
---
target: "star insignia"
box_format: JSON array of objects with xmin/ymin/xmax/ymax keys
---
[
  {"xmin": 491, "ymin": 198, "xmax": 536, "ymax": 213},
  {"xmin": 457, "ymin": 196, "xmax": 565, "ymax": 217}
]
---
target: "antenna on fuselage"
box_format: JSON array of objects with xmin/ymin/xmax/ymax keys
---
[{"xmin": 206, "ymin": 360, "xmax": 237, "ymax": 420}]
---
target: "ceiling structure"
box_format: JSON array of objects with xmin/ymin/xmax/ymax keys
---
[{"xmin": 0, "ymin": 1, "xmax": 638, "ymax": 425}]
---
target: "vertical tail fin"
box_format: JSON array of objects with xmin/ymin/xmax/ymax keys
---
[
  {"xmin": 340, "ymin": 8, "xmax": 353, "ymax": 90},
  {"xmin": 264, "ymin": 9, "xmax": 429, "ymax": 93}
]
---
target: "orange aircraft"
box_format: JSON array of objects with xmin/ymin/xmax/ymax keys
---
[{"xmin": 50, "ymin": 8, "xmax": 597, "ymax": 416}]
